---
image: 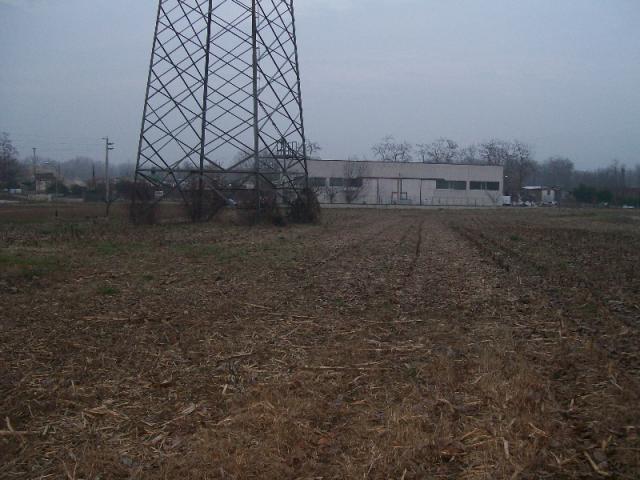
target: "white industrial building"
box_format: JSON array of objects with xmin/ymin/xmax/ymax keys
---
[{"xmin": 306, "ymin": 159, "xmax": 504, "ymax": 207}]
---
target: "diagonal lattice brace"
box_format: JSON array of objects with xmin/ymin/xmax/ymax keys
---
[{"xmin": 134, "ymin": 0, "xmax": 309, "ymax": 221}]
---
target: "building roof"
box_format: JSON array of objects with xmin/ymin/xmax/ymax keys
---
[
  {"xmin": 522, "ymin": 186, "xmax": 557, "ymax": 190},
  {"xmin": 318, "ymin": 158, "xmax": 500, "ymax": 168}
]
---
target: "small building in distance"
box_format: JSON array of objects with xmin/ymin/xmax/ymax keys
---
[
  {"xmin": 521, "ymin": 186, "xmax": 559, "ymax": 205},
  {"xmin": 306, "ymin": 159, "xmax": 504, "ymax": 207},
  {"xmin": 35, "ymin": 172, "xmax": 57, "ymax": 194}
]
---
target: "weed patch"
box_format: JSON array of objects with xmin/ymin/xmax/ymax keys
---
[
  {"xmin": 95, "ymin": 242, "xmax": 121, "ymax": 256},
  {"xmin": 0, "ymin": 252, "xmax": 61, "ymax": 280},
  {"xmin": 173, "ymin": 243, "xmax": 248, "ymax": 263},
  {"xmin": 96, "ymin": 285, "xmax": 120, "ymax": 296}
]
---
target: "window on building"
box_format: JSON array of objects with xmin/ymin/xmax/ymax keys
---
[
  {"xmin": 330, "ymin": 177, "xmax": 345, "ymax": 187},
  {"xmin": 436, "ymin": 180, "xmax": 467, "ymax": 190},
  {"xmin": 309, "ymin": 177, "xmax": 326, "ymax": 188},
  {"xmin": 346, "ymin": 178, "xmax": 363, "ymax": 188},
  {"xmin": 470, "ymin": 181, "xmax": 500, "ymax": 191}
]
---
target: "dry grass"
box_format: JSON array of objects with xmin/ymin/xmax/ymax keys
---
[{"xmin": 1, "ymin": 206, "xmax": 639, "ymax": 478}]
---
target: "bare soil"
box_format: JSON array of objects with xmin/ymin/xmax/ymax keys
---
[{"xmin": 1, "ymin": 206, "xmax": 639, "ymax": 479}]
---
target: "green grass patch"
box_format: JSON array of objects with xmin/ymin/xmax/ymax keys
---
[
  {"xmin": 37, "ymin": 222, "xmax": 88, "ymax": 238},
  {"xmin": 260, "ymin": 243, "xmax": 301, "ymax": 264},
  {"xmin": 599, "ymin": 214, "xmax": 637, "ymax": 225},
  {"xmin": 95, "ymin": 242, "xmax": 121, "ymax": 256},
  {"xmin": 173, "ymin": 243, "xmax": 248, "ymax": 263},
  {"xmin": 97, "ymin": 285, "xmax": 120, "ymax": 296},
  {"xmin": 0, "ymin": 252, "xmax": 61, "ymax": 279},
  {"xmin": 173, "ymin": 240, "xmax": 304, "ymax": 268},
  {"xmin": 93, "ymin": 240, "xmax": 147, "ymax": 257}
]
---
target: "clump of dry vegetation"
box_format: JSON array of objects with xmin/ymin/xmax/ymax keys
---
[{"xmin": 1, "ymin": 204, "xmax": 639, "ymax": 478}]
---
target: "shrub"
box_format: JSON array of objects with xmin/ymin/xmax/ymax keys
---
[
  {"xmin": 288, "ymin": 188, "xmax": 321, "ymax": 224},
  {"xmin": 129, "ymin": 183, "xmax": 157, "ymax": 225}
]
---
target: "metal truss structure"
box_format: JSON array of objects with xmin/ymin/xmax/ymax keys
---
[{"xmin": 134, "ymin": 0, "xmax": 308, "ymax": 220}]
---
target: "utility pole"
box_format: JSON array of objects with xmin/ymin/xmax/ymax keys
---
[
  {"xmin": 56, "ymin": 161, "xmax": 61, "ymax": 197},
  {"xmin": 32, "ymin": 148, "xmax": 37, "ymax": 191},
  {"xmin": 103, "ymin": 137, "xmax": 115, "ymax": 216}
]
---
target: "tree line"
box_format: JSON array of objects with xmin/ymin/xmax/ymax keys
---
[
  {"xmin": 2, "ymin": 131, "xmax": 639, "ymax": 205},
  {"xmin": 0, "ymin": 132, "xmax": 135, "ymax": 192}
]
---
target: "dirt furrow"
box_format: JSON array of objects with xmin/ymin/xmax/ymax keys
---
[{"xmin": 2, "ymin": 209, "xmax": 640, "ymax": 479}]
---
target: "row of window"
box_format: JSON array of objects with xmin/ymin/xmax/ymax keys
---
[
  {"xmin": 436, "ymin": 180, "xmax": 500, "ymax": 191},
  {"xmin": 470, "ymin": 181, "xmax": 501, "ymax": 191},
  {"xmin": 310, "ymin": 177, "xmax": 500, "ymax": 192},
  {"xmin": 436, "ymin": 180, "xmax": 467, "ymax": 190},
  {"xmin": 309, "ymin": 177, "xmax": 363, "ymax": 188}
]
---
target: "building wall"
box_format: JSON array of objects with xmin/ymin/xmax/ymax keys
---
[
  {"xmin": 36, "ymin": 180, "xmax": 51, "ymax": 194},
  {"xmin": 541, "ymin": 189, "xmax": 556, "ymax": 203},
  {"xmin": 307, "ymin": 160, "xmax": 504, "ymax": 207},
  {"xmin": 522, "ymin": 187, "xmax": 557, "ymax": 204}
]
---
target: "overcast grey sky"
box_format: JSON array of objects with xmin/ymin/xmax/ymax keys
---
[{"xmin": 1, "ymin": 0, "xmax": 639, "ymax": 169}]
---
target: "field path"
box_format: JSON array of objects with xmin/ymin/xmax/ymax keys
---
[{"xmin": 1, "ymin": 209, "xmax": 639, "ymax": 479}]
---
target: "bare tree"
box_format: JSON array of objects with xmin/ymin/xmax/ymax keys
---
[
  {"xmin": 372, "ymin": 135, "xmax": 396, "ymax": 161},
  {"xmin": 416, "ymin": 144, "xmax": 429, "ymax": 162},
  {"xmin": 423, "ymin": 138, "xmax": 459, "ymax": 163},
  {"xmin": 343, "ymin": 160, "xmax": 369, "ymax": 203},
  {"xmin": 305, "ymin": 140, "xmax": 322, "ymax": 160},
  {"xmin": 478, "ymin": 139, "xmax": 512, "ymax": 166},
  {"xmin": 477, "ymin": 139, "xmax": 537, "ymax": 197},
  {"xmin": 538, "ymin": 156, "xmax": 574, "ymax": 188},
  {"xmin": 372, "ymin": 135, "xmax": 413, "ymax": 162},
  {"xmin": 505, "ymin": 141, "xmax": 537, "ymax": 198},
  {"xmin": 310, "ymin": 179, "xmax": 338, "ymax": 204},
  {"xmin": 0, "ymin": 133, "xmax": 22, "ymax": 189},
  {"xmin": 417, "ymin": 141, "xmax": 478, "ymax": 164},
  {"xmin": 322, "ymin": 186, "xmax": 339, "ymax": 204},
  {"xmin": 458, "ymin": 145, "xmax": 481, "ymax": 164},
  {"xmin": 394, "ymin": 141, "xmax": 414, "ymax": 162}
]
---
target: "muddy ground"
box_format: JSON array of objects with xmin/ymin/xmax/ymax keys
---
[{"xmin": 1, "ymin": 206, "xmax": 639, "ymax": 479}]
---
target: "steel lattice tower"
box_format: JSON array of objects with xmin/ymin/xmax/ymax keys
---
[{"xmin": 133, "ymin": 0, "xmax": 308, "ymax": 220}]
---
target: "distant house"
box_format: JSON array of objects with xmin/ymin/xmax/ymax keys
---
[
  {"xmin": 521, "ymin": 186, "xmax": 559, "ymax": 205},
  {"xmin": 35, "ymin": 172, "xmax": 57, "ymax": 193}
]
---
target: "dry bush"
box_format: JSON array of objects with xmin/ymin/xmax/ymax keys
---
[
  {"xmin": 185, "ymin": 184, "xmax": 227, "ymax": 222},
  {"xmin": 288, "ymin": 188, "xmax": 321, "ymax": 224},
  {"xmin": 129, "ymin": 183, "xmax": 157, "ymax": 225}
]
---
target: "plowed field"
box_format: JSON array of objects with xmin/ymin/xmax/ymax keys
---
[{"xmin": 1, "ymin": 207, "xmax": 639, "ymax": 478}]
